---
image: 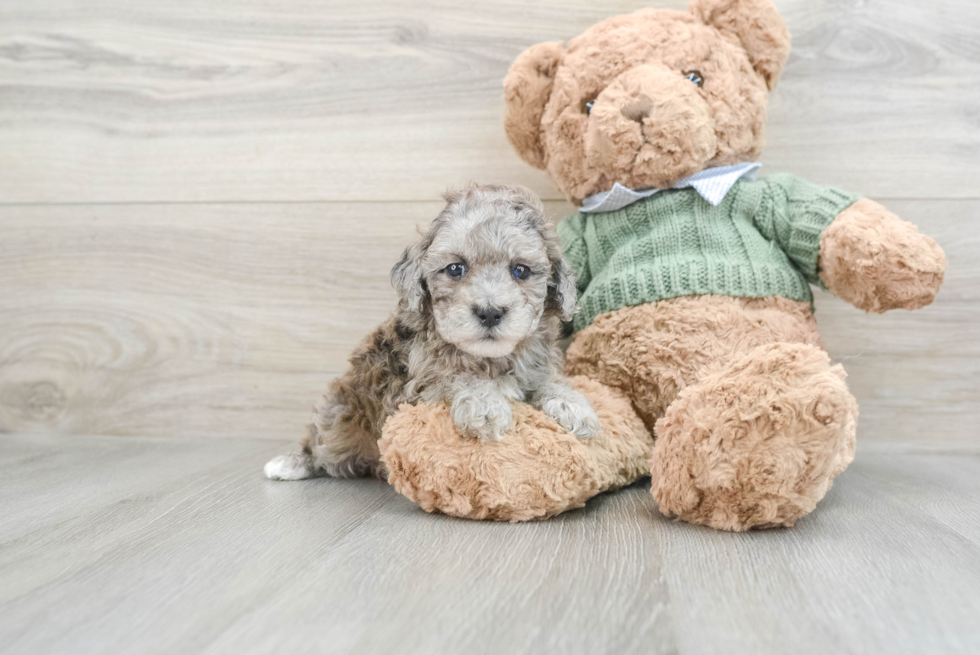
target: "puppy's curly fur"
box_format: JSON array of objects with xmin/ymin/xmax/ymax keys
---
[{"xmin": 265, "ymin": 184, "xmax": 600, "ymax": 481}]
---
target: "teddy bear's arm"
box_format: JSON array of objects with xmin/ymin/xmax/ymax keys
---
[
  {"xmin": 750, "ymin": 173, "xmax": 861, "ymax": 287},
  {"xmin": 817, "ymin": 198, "xmax": 946, "ymax": 313},
  {"xmin": 751, "ymin": 174, "xmax": 946, "ymax": 312},
  {"xmin": 556, "ymin": 213, "xmax": 592, "ymax": 293}
]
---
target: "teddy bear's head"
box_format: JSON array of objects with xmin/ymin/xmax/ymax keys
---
[{"xmin": 503, "ymin": 0, "xmax": 791, "ymax": 204}]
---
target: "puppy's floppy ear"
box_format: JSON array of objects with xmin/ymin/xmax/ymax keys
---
[
  {"xmin": 390, "ymin": 233, "xmax": 431, "ymax": 317},
  {"xmin": 509, "ymin": 186, "xmax": 579, "ymax": 322},
  {"xmin": 548, "ymin": 257, "xmax": 578, "ymax": 323},
  {"xmin": 689, "ymin": 0, "xmax": 790, "ymax": 90},
  {"xmin": 503, "ymin": 41, "xmax": 563, "ymax": 170}
]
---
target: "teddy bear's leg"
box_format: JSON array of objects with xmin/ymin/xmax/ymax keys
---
[
  {"xmin": 565, "ymin": 296, "xmax": 827, "ymax": 431},
  {"xmin": 650, "ymin": 342, "xmax": 857, "ymax": 532},
  {"xmin": 378, "ymin": 376, "xmax": 653, "ymax": 521}
]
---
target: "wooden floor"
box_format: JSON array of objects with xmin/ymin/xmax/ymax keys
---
[{"xmin": 1, "ymin": 435, "xmax": 978, "ymax": 655}]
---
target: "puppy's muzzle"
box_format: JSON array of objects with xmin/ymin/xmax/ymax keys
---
[{"xmin": 473, "ymin": 305, "xmax": 507, "ymax": 329}]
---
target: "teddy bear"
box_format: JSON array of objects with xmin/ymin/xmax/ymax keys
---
[{"xmin": 378, "ymin": 0, "xmax": 947, "ymax": 531}]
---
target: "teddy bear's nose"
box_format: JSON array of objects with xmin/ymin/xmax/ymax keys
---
[{"xmin": 621, "ymin": 94, "xmax": 654, "ymax": 123}]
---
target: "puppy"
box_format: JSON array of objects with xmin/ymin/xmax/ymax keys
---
[{"xmin": 264, "ymin": 184, "xmax": 600, "ymax": 481}]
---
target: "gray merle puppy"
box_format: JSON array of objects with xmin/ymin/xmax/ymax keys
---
[{"xmin": 264, "ymin": 184, "xmax": 599, "ymax": 481}]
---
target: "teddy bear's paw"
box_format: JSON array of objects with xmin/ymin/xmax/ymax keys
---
[
  {"xmin": 450, "ymin": 390, "xmax": 514, "ymax": 442},
  {"xmin": 536, "ymin": 383, "xmax": 601, "ymax": 439},
  {"xmin": 819, "ymin": 198, "xmax": 947, "ymax": 313}
]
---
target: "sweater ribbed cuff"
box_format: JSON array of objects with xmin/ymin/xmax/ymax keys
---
[{"xmin": 784, "ymin": 187, "xmax": 860, "ymax": 286}]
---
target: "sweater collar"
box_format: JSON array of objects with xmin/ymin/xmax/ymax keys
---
[{"xmin": 580, "ymin": 162, "xmax": 761, "ymax": 213}]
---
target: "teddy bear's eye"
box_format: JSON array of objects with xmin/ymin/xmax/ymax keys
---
[
  {"xmin": 580, "ymin": 96, "xmax": 598, "ymax": 115},
  {"xmin": 684, "ymin": 69, "xmax": 704, "ymax": 88}
]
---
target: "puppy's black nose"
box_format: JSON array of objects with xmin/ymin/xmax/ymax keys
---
[{"xmin": 474, "ymin": 305, "xmax": 506, "ymax": 328}]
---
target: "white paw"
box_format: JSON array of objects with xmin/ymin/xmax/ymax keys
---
[
  {"xmin": 264, "ymin": 453, "xmax": 314, "ymax": 480},
  {"xmin": 451, "ymin": 392, "xmax": 514, "ymax": 442},
  {"xmin": 540, "ymin": 391, "xmax": 601, "ymax": 439}
]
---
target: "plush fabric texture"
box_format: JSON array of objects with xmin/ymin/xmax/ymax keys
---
[
  {"xmin": 379, "ymin": 376, "xmax": 654, "ymax": 521},
  {"xmin": 688, "ymin": 0, "xmax": 791, "ymax": 90},
  {"xmin": 819, "ymin": 198, "xmax": 947, "ymax": 313},
  {"xmin": 381, "ymin": 0, "xmax": 947, "ymax": 530},
  {"xmin": 650, "ymin": 342, "xmax": 857, "ymax": 531},
  {"xmin": 567, "ymin": 297, "xmax": 856, "ymax": 530},
  {"xmin": 503, "ymin": 3, "xmax": 786, "ymax": 204},
  {"xmin": 580, "ymin": 161, "xmax": 760, "ymax": 212},
  {"xmin": 503, "ymin": 41, "xmax": 563, "ymax": 170},
  {"xmin": 558, "ymin": 174, "xmax": 859, "ymax": 331},
  {"xmin": 565, "ymin": 296, "xmax": 827, "ymax": 430}
]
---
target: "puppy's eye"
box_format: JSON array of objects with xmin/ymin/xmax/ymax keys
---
[
  {"xmin": 683, "ymin": 69, "xmax": 704, "ymax": 88},
  {"xmin": 512, "ymin": 264, "xmax": 531, "ymax": 281},
  {"xmin": 446, "ymin": 262, "xmax": 467, "ymax": 279}
]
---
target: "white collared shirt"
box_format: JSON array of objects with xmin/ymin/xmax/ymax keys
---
[{"xmin": 579, "ymin": 162, "xmax": 762, "ymax": 213}]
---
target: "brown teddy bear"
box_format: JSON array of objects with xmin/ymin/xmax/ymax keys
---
[{"xmin": 379, "ymin": 0, "xmax": 947, "ymax": 530}]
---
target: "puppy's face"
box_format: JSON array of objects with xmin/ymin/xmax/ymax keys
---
[
  {"xmin": 425, "ymin": 208, "xmax": 551, "ymax": 358},
  {"xmin": 392, "ymin": 185, "xmax": 577, "ymax": 359}
]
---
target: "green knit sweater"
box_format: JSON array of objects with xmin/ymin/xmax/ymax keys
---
[{"xmin": 557, "ymin": 173, "xmax": 859, "ymax": 332}]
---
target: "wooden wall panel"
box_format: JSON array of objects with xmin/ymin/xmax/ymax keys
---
[
  {"xmin": 0, "ymin": 0, "xmax": 978, "ymax": 203},
  {"xmin": 0, "ymin": 0, "xmax": 976, "ymax": 443},
  {"xmin": 1, "ymin": 199, "xmax": 975, "ymax": 442}
]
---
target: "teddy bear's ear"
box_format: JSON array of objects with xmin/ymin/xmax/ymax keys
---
[
  {"xmin": 689, "ymin": 0, "xmax": 791, "ymax": 90},
  {"xmin": 503, "ymin": 41, "xmax": 564, "ymax": 169}
]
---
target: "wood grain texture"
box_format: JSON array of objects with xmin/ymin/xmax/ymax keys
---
[
  {"xmin": 1, "ymin": 0, "xmax": 979, "ymax": 203},
  {"xmin": 1, "ymin": 199, "xmax": 976, "ymax": 442},
  {"xmin": 0, "ymin": 0, "xmax": 977, "ymax": 443},
  {"xmin": 0, "ymin": 434, "xmax": 978, "ymax": 655},
  {"xmin": 0, "ymin": 201, "xmax": 425, "ymax": 440},
  {"xmin": 1, "ymin": 2, "xmax": 978, "ymax": 652}
]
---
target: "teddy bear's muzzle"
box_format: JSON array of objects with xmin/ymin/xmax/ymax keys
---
[{"xmin": 584, "ymin": 64, "xmax": 718, "ymax": 190}]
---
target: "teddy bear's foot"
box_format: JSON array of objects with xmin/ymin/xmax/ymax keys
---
[
  {"xmin": 378, "ymin": 376, "xmax": 654, "ymax": 521},
  {"xmin": 650, "ymin": 343, "xmax": 857, "ymax": 532}
]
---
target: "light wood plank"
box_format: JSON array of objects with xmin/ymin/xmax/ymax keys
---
[
  {"xmin": 0, "ymin": 434, "xmax": 978, "ymax": 654},
  {"xmin": 0, "ymin": 0, "xmax": 978, "ymax": 203},
  {"xmin": 1, "ymin": 199, "xmax": 976, "ymax": 442},
  {"xmin": 0, "ymin": 201, "xmax": 423, "ymax": 440}
]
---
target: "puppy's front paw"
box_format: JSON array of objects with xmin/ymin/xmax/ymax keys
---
[
  {"xmin": 451, "ymin": 391, "xmax": 514, "ymax": 442},
  {"xmin": 540, "ymin": 389, "xmax": 601, "ymax": 439}
]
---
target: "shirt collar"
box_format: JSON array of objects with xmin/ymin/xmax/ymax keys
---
[{"xmin": 579, "ymin": 162, "xmax": 762, "ymax": 214}]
